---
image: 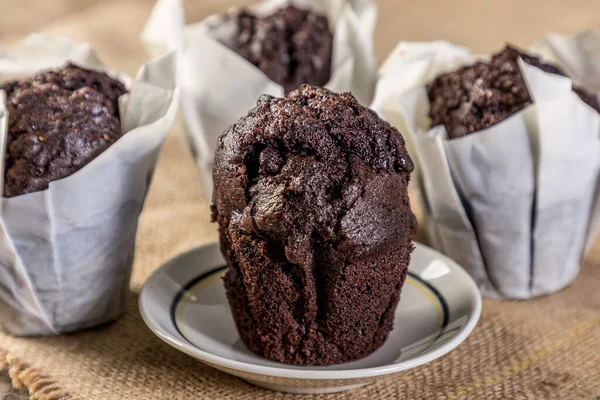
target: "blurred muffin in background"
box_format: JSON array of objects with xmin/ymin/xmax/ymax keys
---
[
  {"xmin": 227, "ymin": 5, "xmax": 333, "ymax": 93},
  {"xmin": 427, "ymin": 45, "xmax": 600, "ymax": 139},
  {"xmin": 2, "ymin": 64, "xmax": 127, "ymax": 197}
]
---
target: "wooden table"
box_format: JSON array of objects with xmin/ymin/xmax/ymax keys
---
[{"xmin": 1, "ymin": 0, "xmax": 599, "ymax": 398}]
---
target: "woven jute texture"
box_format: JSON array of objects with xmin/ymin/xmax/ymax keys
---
[{"xmin": 0, "ymin": 128, "xmax": 599, "ymax": 400}]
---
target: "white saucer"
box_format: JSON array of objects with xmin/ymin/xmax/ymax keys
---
[{"xmin": 139, "ymin": 242, "xmax": 481, "ymax": 394}]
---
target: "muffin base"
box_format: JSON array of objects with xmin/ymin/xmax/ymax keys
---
[{"xmin": 221, "ymin": 230, "xmax": 413, "ymax": 366}]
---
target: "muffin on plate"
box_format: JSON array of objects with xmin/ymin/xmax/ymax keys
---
[
  {"xmin": 212, "ymin": 85, "xmax": 417, "ymax": 365},
  {"xmin": 2, "ymin": 64, "xmax": 127, "ymax": 197},
  {"xmin": 427, "ymin": 45, "xmax": 600, "ymax": 139},
  {"xmin": 227, "ymin": 5, "xmax": 333, "ymax": 93}
]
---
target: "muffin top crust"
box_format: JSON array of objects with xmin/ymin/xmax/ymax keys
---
[
  {"xmin": 212, "ymin": 84, "xmax": 416, "ymax": 261},
  {"xmin": 228, "ymin": 5, "xmax": 333, "ymax": 93},
  {"xmin": 1, "ymin": 63, "xmax": 127, "ymax": 197},
  {"xmin": 427, "ymin": 45, "xmax": 600, "ymax": 139}
]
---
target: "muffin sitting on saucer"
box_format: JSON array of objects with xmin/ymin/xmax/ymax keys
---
[
  {"xmin": 212, "ymin": 85, "xmax": 417, "ymax": 365},
  {"xmin": 226, "ymin": 5, "xmax": 333, "ymax": 93},
  {"xmin": 427, "ymin": 45, "xmax": 600, "ymax": 139},
  {"xmin": 2, "ymin": 64, "xmax": 127, "ymax": 197}
]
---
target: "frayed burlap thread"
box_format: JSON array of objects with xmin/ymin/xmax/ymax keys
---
[{"xmin": 0, "ymin": 349, "xmax": 70, "ymax": 400}]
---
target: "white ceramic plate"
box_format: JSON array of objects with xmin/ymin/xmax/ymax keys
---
[{"xmin": 139, "ymin": 242, "xmax": 481, "ymax": 394}]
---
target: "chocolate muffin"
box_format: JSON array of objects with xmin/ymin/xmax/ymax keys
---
[
  {"xmin": 1, "ymin": 64, "xmax": 127, "ymax": 197},
  {"xmin": 212, "ymin": 85, "xmax": 417, "ymax": 365},
  {"xmin": 427, "ymin": 45, "xmax": 600, "ymax": 139},
  {"xmin": 228, "ymin": 6, "xmax": 333, "ymax": 93}
]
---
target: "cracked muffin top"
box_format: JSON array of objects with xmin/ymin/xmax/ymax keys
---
[
  {"xmin": 1, "ymin": 63, "xmax": 127, "ymax": 197},
  {"xmin": 227, "ymin": 5, "xmax": 333, "ymax": 93},
  {"xmin": 427, "ymin": 45, "xmax": 600, "ymax": 139},
  {"xmin": 212, "ymin": 84, "xmax": 416, "ymax": 261}
]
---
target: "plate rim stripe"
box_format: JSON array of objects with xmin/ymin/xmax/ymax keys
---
[{"xmin": 171, "ymin": 267, "xmax": 450, "ymax": 349}]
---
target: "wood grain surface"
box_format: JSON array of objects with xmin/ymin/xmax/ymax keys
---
[{"xmin": 0, "ymin": 0, "xmax": 599, "ymax": 398}]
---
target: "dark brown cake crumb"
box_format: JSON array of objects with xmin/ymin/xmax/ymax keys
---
[
  {"xmin": 1, "ymin": 64, "xmax": 127, "ymax": 197},
  {"xmin": 573, "ymin": 86, "xmax": 600, "ymax": 113},
  {"xmin": 229, "ymin": 6, "xmax": 333, "ymax": 93},
  {"xmin": 212, "ymin": 85, "xmax": 417, "ymax": 365},
  {"xmin": 427, "ymin": 45, "xmax": 600, "ymax": 139}
]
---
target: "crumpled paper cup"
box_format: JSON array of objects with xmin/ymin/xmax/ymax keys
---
[
  {"xmin": 0, "ymin": 34, "xmax": 179, "ymax": 336},
  {"xmin": 141, "ymin": 0, "xmax": 377, "ymax": 201},
  {"xmin": 530, "ymin": 30, "xmax": 600, "ymax": 255},
  {"xmin": 372, "ymin": 33, "xmax": 600, "ymax": 299}
]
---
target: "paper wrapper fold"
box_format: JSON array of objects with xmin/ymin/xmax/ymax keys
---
[
  {"xmin": 372, "ymin": 34, "xmax": 600, "ymax": 299},
  {"xmin": 0, "ymin": 34, "xmax": 179, "ymax": 336},
  {"xmin": 141, "ymin": 0, "xmax": 377, "ymax": 200}
]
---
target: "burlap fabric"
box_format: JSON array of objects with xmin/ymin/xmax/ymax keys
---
[{"xmin": 0, "ymin": 126, "xmax": 597, "ymax": 399}]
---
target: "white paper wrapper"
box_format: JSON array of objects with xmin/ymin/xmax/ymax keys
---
[
  {"xmin": 0, "ymin": 34, "xmax": 179, "ymax": 336},
  {"xmin": 372, "ymin": 35, "xmax": 600, "ymax": 299},
  {"xmin": 530, "ymin": 31, "xmax": 600, "ymax": 255},
  {"xmin": 141, "ymin": 0, "xmax": 377, "ymax": 201}
]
